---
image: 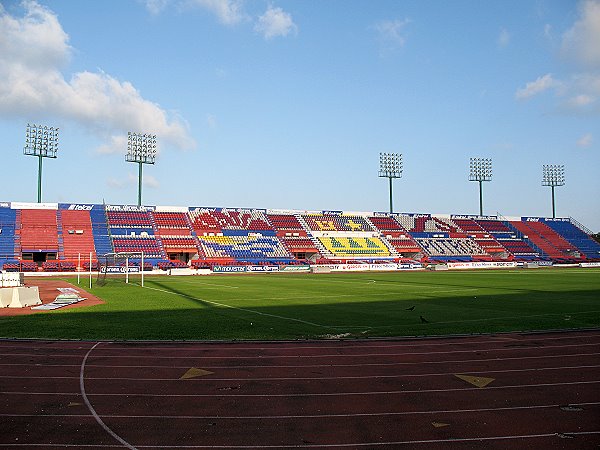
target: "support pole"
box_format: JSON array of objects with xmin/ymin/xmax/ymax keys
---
[
  {"xmin": 479, "ymin": 180, "xmax": 483, "ymax": 216},
  {"xmin": 126, "ymin": 257, "xmax": 129, "ymax": 284},
  {"xmin": 388, "ymin": 177, "xmax": 393, "ymax": 214},
  {"xmin": 38, "ymin": 155, "xmax": 43, "ymax": 203},
  {"xmin": 77, "ymin": 253, "xmax": 81, "ymax": 285},
  {"xmin": 138, "ymin": 162, "xmax": 143, "ymax": 207},
  {"xmin": 551, "ymin": 185, "xmax": 556, "ymax": 218}
]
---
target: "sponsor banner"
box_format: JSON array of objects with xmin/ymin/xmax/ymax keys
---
[
  {"xmin": 212, "ymin": 265, "xmax": 247, "ymax": 273},
  {"xmin": 11, "ymin": 202, "xmax": 57, "ymax": 210},
  {"xmin": 247, "ymin": 265, "xmax": 280, "ymax": 272},
  {"xmin": 155, "ymin": 205, "xmax": 188, "ymax": 213},
  {"xmin": 451, "ymin": 214, "xmax": 497, "ymax": 220},
  {"xmin": 312, "ymin": 263, "xmax": 422, "ymax": 272},
  {"xmin": 369, "ymin": 263, "xmax": 397, "ymax": 271},
  {"xmin": 0, "ymin": 202, "xmax": 10, "ymax": 209},
  {"xmin": 543, "ymin": 217, "xmax": 569, "ymax": 222},
  {"xmin": 267, "ymin": 209, "xmax": 302, "ymax": 215},
  {"xmin": 537, "ymin": 260, "xmax": 553, "ymax": 266},
  {"xmin": 101, "ymin": 266, "xmax": 141, "ymax": 274},
  {"xmin": 522, "ymin": 216, "xmax": 569, "ymax": 223},
  {"xmin": 581, "ymin": 262, "xmax": 600, "ymax": 268},
  {"xmin": 106, "ymin": 204, "xmax": 155, "ymax": 212},
  {"xmin": 59, "ymin": 203, "xmax": 95, "ymax": 211},
  {"xmin": 447, "ymin": 261, "xmax": 518, "ymax": 270},
  {"xmin": 398, "ymin": 263, "xmax": 423, "ymax": 270},
  {"xmin": 281, "ymin": 265, "xmax": 311, "ymax": 272}
]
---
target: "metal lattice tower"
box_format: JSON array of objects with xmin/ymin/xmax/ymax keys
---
[
  {"xmin": 126, "ymin": 132, "xmax": 157, "ymax": 206},
  {"xmin": 24, "ymin": 124, "xmax": 59, "ymax": 203},
  {"xmin": 542, "ymin": 164, "xmax": 565, "ymax": 218},
  {"xmin": 378, "ymin": 152, "xmax": 403, "ymax": 214},
  {"xmin": 468, "ymin": 157, "xmax": 492, "ymax": 216}
]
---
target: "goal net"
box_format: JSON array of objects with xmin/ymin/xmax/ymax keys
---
[{"xmin": 97, "ymin": 252, "xmax": 147, "ymax": 287}]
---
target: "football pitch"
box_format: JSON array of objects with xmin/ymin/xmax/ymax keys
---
[{"xmin": 1, "ymin": 268, "xmax": 599, "ymax": 340}]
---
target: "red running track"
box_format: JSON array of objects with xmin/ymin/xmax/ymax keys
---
[{"xmin": 0, "ymin": 330, "xmax": 599, "ymax": 449}]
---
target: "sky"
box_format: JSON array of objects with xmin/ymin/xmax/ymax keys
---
[{"xmin": 0, "ymin": 0, "xmax": 599, "ymax": 231}]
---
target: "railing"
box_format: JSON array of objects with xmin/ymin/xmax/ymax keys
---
[{"xmin": 569, "ymin": 216, "xmax": 594, "ymax": 236}]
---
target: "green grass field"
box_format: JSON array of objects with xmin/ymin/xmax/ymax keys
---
[{"xmin": 1, "ymin": 268, "xmax": 599, "ymax": 340}]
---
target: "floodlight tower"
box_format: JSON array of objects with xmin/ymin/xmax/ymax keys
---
[
  {"xmin": 542, "ymin": 164, "xmax": 565, "ymax": 218},
  {"xmin": 378, "ymin": 152, "xmax": 403, "ymax": 213},
  {"xmin": 23, "ymin": 123, "xmax": 59, "ymax": 203},
  {"xmin": 126, "ymin": 132, "xmax": 157, "ymax": 206},
  {"xmin": 468, "ymin": 157, "xmax": 492, "ymax": 216}
]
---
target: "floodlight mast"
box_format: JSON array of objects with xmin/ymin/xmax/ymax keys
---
[
  {"xmin": 542, "ymin": 164, "xmax": 565, "ymax": 218},
  {"xmin": 378, "ymin": 153, "xmax": 403, "ymax": 213},
  {"xmin": 468, "ymin": 157, "xmax": 492, "ymax": 216},
  {"xmin": 126, "ymin": 132, "xmax": 157, "ymax": 206},
  {"xmin": 23, "ymin": 124, "xmax": 59, "ymax": 203}
]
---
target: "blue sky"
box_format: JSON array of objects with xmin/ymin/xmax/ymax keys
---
[{"xmin": 1, "ymin": 0, "xmax": 599, "ymax": 230}]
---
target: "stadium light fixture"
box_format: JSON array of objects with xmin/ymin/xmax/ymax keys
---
[
  {"xmin": 126, "ymin": 132, "xmax": 157, "ymax": 206},
  {"xmin": 468, "ymin": 157, "xmax": 492, "ymax": 216},
  {"xmin": 23, "ymin": 123, "xmax": 59, "ymax": 203},
  {"xmin": 542, "ymin": 164, "xmax": 565, "ymax": 218},
  {"xmin": 378, "ymin": 153, "xmax": 403, "ymax": 214}
]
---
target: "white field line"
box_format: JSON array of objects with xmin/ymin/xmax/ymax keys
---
[{"xmin": 139, "ymin": 284, "xmax": 350, "ymax": 329}]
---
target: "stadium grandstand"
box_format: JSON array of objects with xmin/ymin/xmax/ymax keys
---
[{"xmin": 0, "ymin": 201, "xmax": 599, "ymax": 272}]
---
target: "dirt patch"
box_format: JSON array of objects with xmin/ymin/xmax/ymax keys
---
[{"xmin": 0, "ymin": 277, "xmax": 104, "ymax": 317}]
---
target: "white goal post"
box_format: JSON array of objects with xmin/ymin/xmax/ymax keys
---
[{"xmin": 98, "ymin": 251, "xmax": 146, "ymax": 287}]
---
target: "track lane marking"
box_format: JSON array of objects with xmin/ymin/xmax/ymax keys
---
[
  {"xmin": 2, "ymin": 401, "xmax": 600, "ymax": 419},
  {"xmin": 79, "ymin": 342, "xmax": 137, "ymax": 450},
  {"xmin": 3, "ymin": 380, "xmax": 600, "ymax": 398}
]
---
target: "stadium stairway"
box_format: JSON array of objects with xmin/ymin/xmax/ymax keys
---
[{"xmin": 90, "ymin": 206, "xmax": 113, "ymax": 258}]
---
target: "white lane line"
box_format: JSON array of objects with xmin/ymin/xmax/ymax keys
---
[
  {"xmin": 2, "ymin": 351, "xmax": 600, "ymax": 371},
  {"xmin": 0, "ymin": 343, "xmax": 599, "ymax": 360},
  {"xmin": 1, "ymin": 431, "xmax": 600, "ymax": 448},
  {"xmin": 2, "ymin": 401, "xmax": 600, "ymax": 420},
  {"xmin": 1, "ymin": 343, "xmax": 599, "ymax": 362},
  {"xmin": 6, "ymin": 364, "xmax": 600, "ymax": 383},
  {"xmin": 3, "ymin": 380, "xmax": 600, "ymax": 399},
  {"xmin": 80, "ymin": 342, "xmax": 137, "ymax": 450}
]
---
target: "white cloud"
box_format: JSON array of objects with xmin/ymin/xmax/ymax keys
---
[
  {"xmin": 515, "ymin": 74, "xmax": 558, "ymax": 99},
  {"xmin": 254, "ymin": 6, "xmax": 297, "ymax": 39},
  {"xmin": 187, "ymin": 0, "xmax": 245, "ymax": 25},
  {"xmin": 577, "ymin": 133, "xmax": 593, "ymax": 147},
  {"xmin": 206, "ymin": 114, "xmax": 217, "ymax": 128},
  {"xmin": 107, "ymin": 177, "xmax": 126, "ymax": 189},
  {"xmin": 562, "ymin": 0, "xmax": 600, "ymax": 68},
  {"xmin": 96, "ymin": 135, "xmax": 128, "ymax": 155},
  {"xmin": 374, "ymin": 19, "xmax": 410, "ymax": 55},
  {"xmin": 497, "ymin": 28, "xmax": 510, "ymax": 48},
  {"xmin": 0, "ymin": 1, "xmax": 195, "ymax": 151},
  {"xmin": 142, "ymin": 0, "xmax": 170, "ymax": 15},
  {"xmin": 108, "ymin": 173, "xmax": 160, "ymax": 190},
  {"xmin": 567, "ymin": 94, "xmax": 594, "ymax": 107},
  {"xmin": 143, "ymin": 174, "xmax": 160, "ymax": 188}
]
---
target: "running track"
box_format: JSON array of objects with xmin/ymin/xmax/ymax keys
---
[{"xmin": 0, "ymin": 330, "xmax": 599, "ymax": 449}]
